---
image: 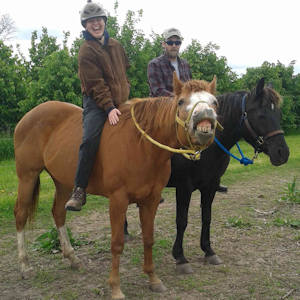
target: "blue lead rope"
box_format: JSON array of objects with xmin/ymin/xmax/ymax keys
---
[{"xmin": 214, "ymin": 137, "xmax": 253, "ymax": 166}]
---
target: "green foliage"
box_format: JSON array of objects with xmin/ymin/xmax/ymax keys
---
[
  {"xmin": 0, "ymin": 41, "xmax": 26, "ymax": 131},
  {"xmin": 33, "ymin": 227, "xmax": 86, "ymax": 253},
  {"xmin": 0, "ymin": 0, "xmax": 299, "ymax": 134},
  {"xmin": 273, "ymin": 217, "xmax": 300, "ymax": 228},
  {"xmin": 241, "ymin": 61, "xmax": 299, "ymax": 130},
  {"xmin": 19, "ymin": 30, "xmax": 81, "ymax": 113},
  {"xmin": 108, "ymin": 9, "xmax": 162, "ymax": 98},
  {"xmin": 0, "ymin": 137, "xmax": 14, "ymax": 160},
  {"xmin": 279, "ymin": 177, "xmax": 300, "ymax": 204},
  {"xmin": 226, "ymin": 216, "xmax": 252, "ymax": 228},
  {"xmin": 19, "ymin": 49, "xmax": 81, "ymax": 113},
  {"xmin": 181, "ymin": 40, "xmax": 238, "ymax": 94},
  {"xmin": 29, "ymin": 28, "xmax": 59, "ymax": 80}
]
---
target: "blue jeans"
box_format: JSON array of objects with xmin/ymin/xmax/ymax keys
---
[{"xmin": 75, "ymin": 96, "xmax": 107, "ymax": 188}]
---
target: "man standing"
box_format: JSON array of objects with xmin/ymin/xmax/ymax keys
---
[
  {"xmin": 147, "ymin": 27, "xmax": 227, "ymax": 193},
  {"xmin": 147, "ymin": 28, "xmax": 191, "ymax": 97}
]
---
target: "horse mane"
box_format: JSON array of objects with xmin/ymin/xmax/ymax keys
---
[
  {"xmin": 119, "ymin": 97, "xmax": 177, "ymax": 134},
  {"xmin": 217, "ymin": 91, "xmax": 245, "ymax": 121},
  {"xmin": 217, "ymin": 86, "xmax": 283, "ymax": 122},
  {"xmin": 181, "ymin": 79, "xmax": 213, "ymax": 93},
  {"xmin": 257, "ymin": 87, "xmax": 282, "ymax": 108},
  {"xmin": 118, "ymin": 79, "xmax": 215, "ymax": 135}
]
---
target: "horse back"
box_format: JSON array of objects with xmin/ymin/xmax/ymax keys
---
[{"xmin": 14, "ymin": 101, "xmax": 82, "ymax": 182}]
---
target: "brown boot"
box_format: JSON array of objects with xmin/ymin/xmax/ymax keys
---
[{"xmin": 65, "ymin": 187, "xmax": 86, "ymax": 211}]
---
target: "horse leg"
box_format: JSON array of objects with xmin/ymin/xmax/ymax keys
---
[
  {"xmin": 139, "ymin": 202, "xmax": 167, "ymax": 293},
  {"xmin": 108, "ymin": 192, "xmax": 129, "ymax": 300},
  {"xmin": 172, "ymin": 186, "xmax": 193, "ymax": 274},
  {"xmin": 14, "ymin": 174, "xmax": 40, "ymax": 278},
  {"xmin": 52, "ymin": 182, "xmax": 82, "ymax": 269},
  {"xmin": 201, "ymin": 188, "xmax": 222, "ymax": 265}
]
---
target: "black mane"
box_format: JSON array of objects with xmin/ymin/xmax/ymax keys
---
[{"xmin": 217, "ymin": 91, "xmax": 247, "ymax": 125}]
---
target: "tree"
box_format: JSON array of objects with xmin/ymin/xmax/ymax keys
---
[
  {"xmin": 0, "ymin": 14, "xmax": 16, "ymax": 41},
  {"xmin": 28, "ymin": 27, "xmax": 59, "ymax": 80},
  {"xmin": 181, "ymin": 40, "xmax": 238, "ymax": 94},
  {"xmin": 0, "ymin": 41, "xmax": 26, "ymax": 131},
  {"xmin": 241, "ymin": 61, "xmax": 298, "ymax": 131},
  {"xmin": 19, "ymin": 32, "xmax": 81, "ymax": 113}
]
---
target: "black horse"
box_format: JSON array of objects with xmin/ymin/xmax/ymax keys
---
[{"xmin": 124, "ymin": 78, "xmax": 289, "ymax": 273}]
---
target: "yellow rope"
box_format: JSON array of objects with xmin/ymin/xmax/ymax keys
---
[{"xmin": 131, "ymin": 103, "xmax": 207, "ymax": 159}]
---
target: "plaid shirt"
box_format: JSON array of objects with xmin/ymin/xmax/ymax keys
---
[{"xmin": 147, "ymin": 54, "xmax": 192, "ymax": 97}]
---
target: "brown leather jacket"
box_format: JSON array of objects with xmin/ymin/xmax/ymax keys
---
[{"xmin": 78, "ymin": 35, "xmax": 130, "ymax": 112}]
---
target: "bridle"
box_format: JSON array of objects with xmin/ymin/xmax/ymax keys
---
[
  {"xmin": 240, "ymin": 94, "xmax": 284, "ymax": 155},
  {"xmin": 131, "ymin": 100, "xmax": 219, "ymax": 160}
]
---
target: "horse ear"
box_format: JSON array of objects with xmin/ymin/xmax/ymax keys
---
[
  {"xmin": 173, "ymin": 72, "xmax": 183, "ymax": 96},
  {"xmin": 209, "ymin": 75, "xmax": 217, "ymax": 95},
  {"xmin": 255, "ymin": 77, "xmax": 265, "ymax": 97}
]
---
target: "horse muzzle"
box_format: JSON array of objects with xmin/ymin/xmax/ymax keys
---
[
  {"xmin": 264, "ymin": 136, "xmax": 290, "ymax": 166},
  {"xmin": 191, "ymin": 109, "xmax": 217, "ymax": 146}
]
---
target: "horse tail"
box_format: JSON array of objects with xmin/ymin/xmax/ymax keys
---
[{"xmin": 27, "ymin": 176, "xmax": 40, "ymax": 223}]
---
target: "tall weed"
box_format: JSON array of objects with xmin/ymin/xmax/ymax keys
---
[{"xmin": 0, "ymin": 137, "xmax": 14, "ymax": 161}]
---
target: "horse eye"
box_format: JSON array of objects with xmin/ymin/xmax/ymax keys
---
[{"xmin": 178, "ymin": 99, "xmax": 184, "ymax": 106}]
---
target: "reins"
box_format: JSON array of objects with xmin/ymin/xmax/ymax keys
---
[
  {"xmin": 131, "ymin": 100, "xmax": 215, "ymax": 160},
  {"xmin": 214, "ymin": 137, "xmax": 253, "ymax": 166}
]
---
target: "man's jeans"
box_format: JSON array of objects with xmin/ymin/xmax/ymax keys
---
[{"xmin": 75, "ymin": 96, "xmax": 107, "ymax": 188}]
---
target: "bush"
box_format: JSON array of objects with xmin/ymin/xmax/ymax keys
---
[{"xmin": 0, "ymin": 137, "xmax": 14, "ymax": 161}]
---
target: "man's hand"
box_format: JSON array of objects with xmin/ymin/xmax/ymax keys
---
[{"xmin": 108, "ymin": 108, "xmax": 121, "ymax": 125}]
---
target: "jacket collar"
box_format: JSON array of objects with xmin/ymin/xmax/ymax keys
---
[
  {"xmin": 82, "ymin": 29, "xmax": 110, "ymax": 46},
  {"xmin": 162, "ymin": 53, "xmax": 182, "ymax": 65}
]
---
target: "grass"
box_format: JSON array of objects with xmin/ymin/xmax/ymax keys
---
[
  {"xmin": 0, "ymin": 137, "xmax": 14, "ymax": 161},
  {"xmin": 220, "ymin": 134, "xmax": 300, "ymax": 186},
  {"xmin": 33, "ymin": 226, "xmax": 88, "ymax": 253},
  {"xmin": 279, "ymin": 176, "xmax": 300, "ymax": 204},
  {"xmin": 0, "ymin": 134, "xmax": 299, "ymax": 233},
  {"xmin": 226, "ymin": 216, "xmax": 252, "ymax": 228},
  {"xmin": 0, "ymin": 134, "xmax": 299, "ymax": 299},
  {"xmin": 273, "ymin": 217, "xmax": 300, "ymax": 228}
]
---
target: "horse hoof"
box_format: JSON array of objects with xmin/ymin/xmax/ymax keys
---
[
  {"xmin": 205, "ymin": 254, "xmax": 222, "ymax": 265},
  {"xmin": 71, "ymin": 258, "xmax": 84, "ymax": 271},
  {"xmin": 150, "ymin": 282, "xmax": 167, "ymax": 293},
  {"xmin": 176, "ymin": 263, "xmax": 193, "ymax": 274},
  {"xmin": 20, "ymin": 266, "xmax": 34, "ymax": 279},
  {"xmin": 71, "ymin": 262, "xmax": 84, "ymax": 270},
  {"xmin": 111, "ymin": 292, "xmax": 125, "ymax": 299}
]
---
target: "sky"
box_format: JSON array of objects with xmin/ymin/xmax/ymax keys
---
[{"xmin": 2, "ymin": 0, "xmax": 300, "ymax": 75}]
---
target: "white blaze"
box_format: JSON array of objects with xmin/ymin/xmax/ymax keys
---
[{"xmin": 187, "ymin": 91, "xmax": 217, "ymax": 118}]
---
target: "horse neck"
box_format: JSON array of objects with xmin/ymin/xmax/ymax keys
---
[
  {"xmin": 216, "ymin": 91, "xmax": 248, "ymax": 149},
  {"xmin": 134, "ymin": 97, "xmax": 179, "ymax": 151}
]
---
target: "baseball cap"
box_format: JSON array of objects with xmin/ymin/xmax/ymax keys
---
[{"xmin": 162, "ymin": 28, "xmax": 183, "ymax": 40}]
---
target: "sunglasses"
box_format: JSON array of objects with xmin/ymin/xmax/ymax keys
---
[{"xmin": 165, "ymin": 40, "xmax": 182, "ymax": 46}]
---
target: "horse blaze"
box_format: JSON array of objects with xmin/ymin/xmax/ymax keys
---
[{"xmin": 197, "ymin": 119, "xmax": 212, "ymax": 133}]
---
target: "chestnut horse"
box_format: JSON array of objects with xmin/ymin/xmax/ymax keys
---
[{"xmin": 14, "ymin": 74, "xmax": 218, "ymax": 299}]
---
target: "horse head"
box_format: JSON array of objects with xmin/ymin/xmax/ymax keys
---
[
  {"xmin": 173, "ymin": 72, "xmax": 218, "ymax": 150},
  {"xmin": 243, "ymin": 78, "xmax": 289, "ymax": 166}
]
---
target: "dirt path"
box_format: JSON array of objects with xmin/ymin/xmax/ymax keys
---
[{"xmin": 0, "ymin": 171, "xmax": 299, "ymax": 299}]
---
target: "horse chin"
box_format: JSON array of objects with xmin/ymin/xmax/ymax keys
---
[
  {"xmin": 269, "ymin": 153, "xmax": 289, "ymax": 166},
  {"xmin": 192, "ymin": 131, "xmax": 215, "ymax": 147},
  {"xmin": 266, "ymin": 145, "xmax": 290, "ymax": 166},
  {"xmin": 190, "ymin": 118, "xmax": 216, "ymax": 147}
]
